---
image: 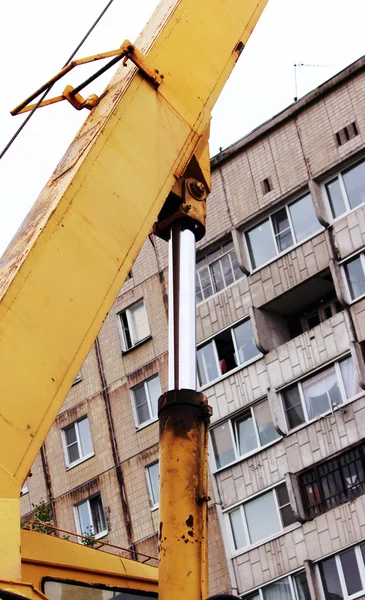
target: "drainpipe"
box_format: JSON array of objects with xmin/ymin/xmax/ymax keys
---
[{"xmin": 94, "ymin": 336, "xmax": 136, "ymax": 558}]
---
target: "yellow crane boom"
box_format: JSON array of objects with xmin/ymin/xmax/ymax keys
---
[{"xmin": 0, "ymin": 0, "xmax": 268, "ymax": 595}]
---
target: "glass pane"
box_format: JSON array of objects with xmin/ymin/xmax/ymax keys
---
[
  {"xmin": 272, "ymin": 208, "xmax": 294, "ymax": 252},
  {"xmin": 197, "ymin": 343, "xmax": 219, "ymax": 386},
  {"xmin": 129, "ymin": 301, "xmax": 150, "ymax": 344},
  {"xmin": 243, "ymin": 595, "xmax": 260, "ymax": 600},
  {"xmin": 340, "ymin": 548, "xmax": 362, "ymax": 595},
  {"xmin": 244, "ymin": 490, "xmax": 281, "ymax": 544},
  {"xmin": 44, "ymin": 580, "xmax": 158, "ymax": 600},
  {"xmin": 290, "ymin": 194, "xmax": 320, "ymax": 243},
  {"xmin": 77, "ymin": 501, "xmax": 92, "ymax": 536},
  {"xmin": 276, "ymin": 483, "xmax": 296, "ymax": 527},
  {"xmin": 211, "ymin": 260, "xmax": 225, "ymax": 292},
  {"xmin": 280, "ymin": 504, "xmax": 296, "ymax": 527},
  {"xmin": 147, "ymin": 462, "xmax": 159, "ymax": 505},
  {"xmin": 262, "ymin": 577, "xmax": 292, "ymax": 600},
  {"xmin": 199, "ymin": 266, "xmax": 213, "ymax": 299},
  {"xmin": 282, "ymin": 386, "xmax": 305, "ymax": 430},
  {"xmin": 233, "ymin": 319, "xmax": 260, "ymax": 364},
  {"xmin": 220, "ymin": 254, "xmax": 235, "ymax": 287},
  {"xmin": 211, "ymin": 423, "xmax": 235, "ymax": 469},
  {"xmin": 68, "ymin": 443, "xmax": 80, "ymax": 464},
  {"xmin": 343, "ymin": 160, "xmax": 365, "ymax": 210},
  {"xmin": 230, "ymin": 249, "xmax": 243, "ymax": 281},
  {"xmin": 345, "ymin": 256, "xmax": 365, "ymax": 300},
  {"xmin": 326, "ymin": 178, "xmax": 346, "ymax": 218},
  {"xmin": 229, "ymin": 508, "xmax": 247, "ymax": 550},
  {"xmin": 134, "ymin": 385, "xmax": 150, "ymax": 424},
  {"xmin": 294, "ymin": 572, "xmax": 311, "ymax": 600},
  {"xmin": 196, "ymin": 277, "xmax": 203, "ymax": 303},
  {"xmin": 147, "ymin": 376, "xmax": 162, "ymax": 418},
  {"xmin": 320, "ymin": 557, "xmax": 343, "ymax": 600},
  {"xmin": 78, "ymin": 418, "xmax": 93, "ymax": 457},
  {"xmin": 340, "ymin": 356, "xmax": 360, "ymax": 399},
  {"xmin": 302, "ymin": 366, "xmax": 342, "ymax": 420},
  {"xmin": 65, "ymin": 424, "xmax": 77, "ymax": 446},
  {"xmin": 254, "ymin": 400, "xmax": 280, "ymax": 446},
  {"xmin": 236, "ymin": 412, "xmax": 257, "ymax": 456},
  {"xmin": 90, "ymin": 495, "xmax": 106, "ymax": 535},
  {"xmin": 246, "ymin": 219, "xmax": 277, "ymax": 269},
  {"xmin": 276, "ymin": 482, "xmax": 289, "ymax": 507}
]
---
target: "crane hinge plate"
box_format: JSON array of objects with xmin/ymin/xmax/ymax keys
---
[{"xmin": 11, "ymin": 40, "xmax": 164, "ymax": 116}]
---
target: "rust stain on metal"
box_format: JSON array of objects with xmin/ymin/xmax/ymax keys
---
[{"xmin": 186, "ymin": 514, "xmax": 193, "ymax": 528}]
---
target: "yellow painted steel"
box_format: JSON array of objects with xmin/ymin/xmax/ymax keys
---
[
  {"xmin": 21, "ymin": 530, "xmax": 158, "ymax": 593},
  {"xmin": 0, "ymin": 0, "xmax": 268, "ymax": 591},
  {"xmin": 159, "ymin": 391, "xmax": 211, "ymax": 600}
]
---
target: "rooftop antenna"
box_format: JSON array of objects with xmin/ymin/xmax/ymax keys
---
[{"xmin": 294, "ymin": 63, "xmax": 333, "ymax": 102}]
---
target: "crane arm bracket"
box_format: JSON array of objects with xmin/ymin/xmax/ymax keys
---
[{"xmin": 11, "ymin": 40, "xmax": 164, "ymax": 116}]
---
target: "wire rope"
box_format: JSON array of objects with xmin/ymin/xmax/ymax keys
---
[{"xmin": 0, "ymin": 0, "xmax": 115, "ymax": 160}]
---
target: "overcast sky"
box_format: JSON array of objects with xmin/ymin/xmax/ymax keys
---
[{"xmin": 0, "ymin": 0, "xmax": 364, "ymax": 255}]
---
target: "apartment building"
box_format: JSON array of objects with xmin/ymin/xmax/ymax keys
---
[{"xmin": 21, "ymin": 54, "xmax": 365, "ymax": 599}]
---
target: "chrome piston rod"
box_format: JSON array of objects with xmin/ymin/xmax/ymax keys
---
[{"xmin": 168, "ymin": 223, "xmax": 197, "ymax": 390}]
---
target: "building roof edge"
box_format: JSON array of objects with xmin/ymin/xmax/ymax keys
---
[{"xmin": 211, "ymin": 54, "xmax": 365, "ymax": 169}]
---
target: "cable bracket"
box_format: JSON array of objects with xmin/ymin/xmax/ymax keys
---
[{"xmin": 11, "ymin": 40, "xmax": 164, "ymax": 115}]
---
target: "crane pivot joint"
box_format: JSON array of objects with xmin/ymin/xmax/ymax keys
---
[{"xmin": 153, "ymin": 177, "xmax": 207, "ymax": 242}]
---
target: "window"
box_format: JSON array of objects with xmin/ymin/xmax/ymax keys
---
[
  {"xmin": 282, "ymin": 356, "xmax": 361, "ymax": 431},
  {"xmin": 73, "ymin": 371, "xmax": 82, "ymax": 385},
  {"xmin": 146, "ymin": 462, "xmax": 159, "ymax": 508},
  {"xmin": 62, "ymin": 416, "xmax": 94, "ymax": 468},
  {"xmin": 197, "ymin": 319, "xmax": 261, "ymax": 387},
  {"xmin": 300, "ymin": 442, "xmax": 365, "ymax": 519},
  {"xmin": 44, "ymin": 580, "xmax": 157, "ymax": 600},
  {"xmin": 345, "ymin": 253, "xmax": 365, "ymax": 301},
  {"xmin": 300, "ymin": 297, "xmax": 343, "ymax": 333},
  {"xmin": 319, "ymin": 543, "xmax": 365, "ymax": 600},
  {"xmin": 211, "ymin": 399, "xmax": 280, "ymax": 469},
  {"xmin": 196, "ymin": 240, "xmax": 243, "ymax": 303},
  {"xmin": 132, "ymin": 375, "xmax": 162, "ymax": 426},
  {"xmin": 21, "ymin": 480, "xmax": 29, "ymax": 495},
  {"xmin": 228, "ymin": 482, "xmax": 296, "ymax": 551},
  {"xmin": 75, "ymin": 494, "xmax": 107, "ymax": 539},
  {"xmin": 243, "ymin": 572, "xmax": 310, "ymax": 600},
  {"xmin": 326, "ymin": 159, "xmax": 365, "ymax": 219},
  {"xmin": 335, "ymin": 122, "xmax": 359, "ymax": 147},
  {"xmin": 119, "ymin": 300, "xmax": 150, "ymax": 351},
  {"xmin": 246, "ymin": 193, "xmax": 320, "ymax": 269}
]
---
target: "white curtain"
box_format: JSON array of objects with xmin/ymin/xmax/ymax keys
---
[{"xmin": 263, "ymin": 578, "xmax": 292, "ymax": 600}]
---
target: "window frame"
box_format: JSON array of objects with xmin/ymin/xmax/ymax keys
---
[
  {"xmin": 242, "ymin": 570, "xmax": 309, "ymax": 600},
  {"xmin": 317, "ymin": 542, "xmax": 365, "ymax": 600},
  {"xmin": 244, "ymin": 193, "xmax": 322, "ymax": 272},
  {"xmin": 196, "ymin": 241, "xmax": 243, "ymax": 304},
  {"xmin": 131, "ymin": 374, "xmax": 161, "ymax": 429},
  {"xmin": 73, "ymin": 493, "xmax": 108, "ymax": 541},
  {"xmin": 343, "ymin": 251, "xmax": 365, "ymax": 304},
  {"xmin": 324, "ymin": 158, "xmax": 365, "ymax": 222},
  {"xmin": 225, "ymin": 481, "xmax": 298, "ymax": 555},
  {"xmin": 118, "ymin": 299, "xmax": 151, "ymax": 353},
  {"xmin": 197, "ymin": 317, "xmax": 262, "ymax": 389},
  {"xmin": 281, "ymin": 356, "xmax": 362, "ymax": 433},
  {"xmin": 145, "ymin": 461, "xmax": 159, "ymax": 509},
  {"xmin": 61, "ymin": 416, "xmax": 94, "ymax": 469},
  {"xmin": 210, "ymin": 399, "xmax": 281, "ymax": 472}
]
